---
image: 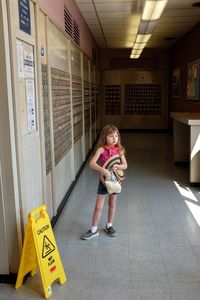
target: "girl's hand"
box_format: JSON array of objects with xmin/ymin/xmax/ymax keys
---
[
  {"xmin": 102, "ymin": 168, "xmax": 111, "ymax": 179},
  {"xmin": 112, "ymin": 164, "xmax": 118, "ymax": 172}
]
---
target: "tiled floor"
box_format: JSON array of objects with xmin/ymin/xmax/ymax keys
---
[{"xmin": 2, "ymin": 132, "xmax": 200, "ymax": 299}]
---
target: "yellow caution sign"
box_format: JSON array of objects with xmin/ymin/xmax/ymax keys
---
[{"xmin": 16, "ymin": 205, "xmax": 67, "ymax": 298}]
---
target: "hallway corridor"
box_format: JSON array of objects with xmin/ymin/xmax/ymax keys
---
[{"xmin": 2, "ymin": 132, "xmax": 200, "ymax": 300}]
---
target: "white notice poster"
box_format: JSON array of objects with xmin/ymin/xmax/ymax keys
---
[
  {"xmin": 24, "ymin": 50, "xmax": 34, "ymax": 79},
  {"xmin": 16, "ymin": 40, "xmax": 25, "ymax": 78},
  {"xmin": 24, "ymin": 65, "xmax": 34, "ymax": 78},
  {"xmin": 24, "ymin": 50, "xmax": 33, "ymax": 62},
  {"xmin": 25, "ymin": 79, "xmax": 36, "ymax": 131}
]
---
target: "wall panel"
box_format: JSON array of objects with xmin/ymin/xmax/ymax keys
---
[
  {"xmin": 104, "ymin": 69, "xmax": 168, "ymax": 129},
  {"xmin": 48, "ymin": 21, "xmax": 73, "ymax": 212},
  {"xmin": 37, "ymin": 8, "xmax": 54, "ymax": 218},
  {"xmin": 14, "ymin": 2, "xmax": 44, "ymax": 223},
  {"xmin": 170, "ymin": 23, "xmax": 200, "ymax": 115}
]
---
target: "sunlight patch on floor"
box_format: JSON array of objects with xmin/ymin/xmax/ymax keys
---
[
  {"xmin": 185, "ymin": 200, "xmax": 200, "ymax": 226},
  {"xmin": 174, "ymin": 181, "xmax": 200, "ymax": 225},
  {"xmin": 191, "ymin": 133, "xmax": 200, "ymax": 160},
  {"xmin": 173, "ymin": 181, "xmax": 198, "ymax": 202}
]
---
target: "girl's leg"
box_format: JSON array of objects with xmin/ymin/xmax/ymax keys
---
[
  {"xmin": 107, "ymin": 194, "xmax": 117, "ymax": 224},
  {"xmin": 92, "ymin": 194, "xmax": 107, "ymax": 226},
  {"xmin": 105, "ymin": 194, "xmax": 117, "ymax": 237},
  {"xmin": 81, "ymin": 194, "xmax": 106, "ymax": 240}
]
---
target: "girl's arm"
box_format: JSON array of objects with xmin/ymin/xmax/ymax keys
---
[
  {"xmin": 89, "ymin": 147, "xmax": 111, "ymax": 177},
  {"xmin": 113, "ymin": 151, "xmax": 128, "ymax": 171}
]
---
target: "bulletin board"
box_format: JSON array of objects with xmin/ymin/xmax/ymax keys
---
[
  {"xmin": 187, "ymin": 59, "xmax": 199, "ymax": 100},
  {"xmin": 16, "ymin": 39, "xmax": 37, "ymax": 135}
]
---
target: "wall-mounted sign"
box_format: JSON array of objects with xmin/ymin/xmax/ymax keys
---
[
  {"xmin": 41, "ymin": 47, "xmax": 45, "ymax": 57},
  {"xmin": 25, "ymin": 79, "xmax": 36, "ymax": 131},
  {"xmin": 187, "ymin": 59, "xmax": 200, "ymax": 100},
  {"xmin": 16, "ymin": 40, "xmax": 25, "ymax": 78},
  {"xmin": 18, "ymin": 0, "xmax": 31, "ymax": 35}
]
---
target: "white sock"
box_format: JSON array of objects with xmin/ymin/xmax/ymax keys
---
[
  {"xmin": 91, "ymin": 226, "xmax": 97, "ymax": 233},
  {"xmin": 106, "ymin": 223, "xmax": 112, "ymax": 229}
]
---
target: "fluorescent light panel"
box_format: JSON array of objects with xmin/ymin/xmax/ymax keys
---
[
  {"xmin": 142, "ymin": 0, "xmax": 168, "ymax": 21},
  {"xmin": 138, "ymin": 20, "xmax": 157, "ymax": 34},
  {"xmin": 136, "ymin": 34, "xmax": 151, "ymax": 43},
  {"xmin": 131, "ymin": 49, "xmax": 143, "ymax": 55},
  {"xmin": 130, "ymin": 54, "xmax": 140, "ymax": 59},
  {"xmin": 133, "ymin": 43, "xmax": 146, "ymax": 50},
  {"xmin": 130, "ymin": 0, "xmax": 168, "ymax": 59}
]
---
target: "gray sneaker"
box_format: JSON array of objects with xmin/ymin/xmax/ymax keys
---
[
  {"xmin": 105, "ymin": 226, "xmax": 117, "ymax": 237},
  {"xmin": 81, "ymin": 229, "xmax": 99, "ymax": 240}
]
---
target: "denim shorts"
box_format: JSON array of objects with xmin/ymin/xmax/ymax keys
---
[{"xmin": 97, "ymin": 181, "xmax": 119, "ymax": 195}]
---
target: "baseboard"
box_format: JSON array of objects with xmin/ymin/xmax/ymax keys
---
[{"xmin": 0, "ymin": 273, "xmax": 17, "ymax": 284}]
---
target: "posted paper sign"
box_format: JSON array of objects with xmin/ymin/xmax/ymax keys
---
[
  {"xmin": 17, "ymin": 40, "xmax": 25, "ymax": 78},
  {"xmin": 25, "ymin": 79, "xmax": 36, "ymax": 131}
]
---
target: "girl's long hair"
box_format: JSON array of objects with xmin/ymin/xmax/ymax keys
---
[{"xmin": 96, "ymin": 124, "xmax": 125, "ymax": 152}]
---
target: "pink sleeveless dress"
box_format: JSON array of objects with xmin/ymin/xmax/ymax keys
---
[{"xmin": 98, "ymin": 145, "xmax": 120, "ymax": 167}]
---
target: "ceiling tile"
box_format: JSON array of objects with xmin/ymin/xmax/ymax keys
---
[
  {"xmin": 95, "ymin": 2, "xmax": 135, "ymax": 12},
  {"xmin": 98, "ymin": 11, "xmax": 137, "ymax": 18},
  {"xmin": 74, "ymin": 0, "xmax": 200, "ymax": 49},
  {"xmin": 163, "ymin": 8, "xmax": 200, "ymax": 17},
  {"xmin": 75, "ymin": 0, "xmax": 93, "ymax": 3},
  {"xmin": 76, "ymin": 3, "xmax": 96, "ymax": 11},
  {"xmin": 81, "ymin": 11, "xmax": 97, "ymax": 18}
]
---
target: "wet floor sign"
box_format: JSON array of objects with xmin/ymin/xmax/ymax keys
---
[{"xmin": 15, "ymin": 205, "xmax": 67, "ymax": 298}]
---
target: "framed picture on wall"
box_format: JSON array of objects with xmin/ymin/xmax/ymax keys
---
[
  {"xmin": 172, "ymin": 68, "xmax": 180, "ymax": 98},
  {"xmin": 187, "ymin": 59, "xmax": 200, "ymax": 100}
]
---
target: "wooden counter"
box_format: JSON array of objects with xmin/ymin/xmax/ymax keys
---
[{"xmin": 170, "ymin": 112, "xmax": 200, "ymax": 185}]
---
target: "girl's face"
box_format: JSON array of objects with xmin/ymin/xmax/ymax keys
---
[{"xmin": 106, "ymin": 131, "xmax": 119, "ymax": 147}]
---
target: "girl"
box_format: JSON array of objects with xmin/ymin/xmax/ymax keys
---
[{"xmin": 81, "ymin": 124, "xmax": 127, "ymax": 240}]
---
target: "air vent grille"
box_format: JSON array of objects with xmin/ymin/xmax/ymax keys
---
[{"xmin": 64, "ymin": 7, "xmax": 80, "ymax": 46}]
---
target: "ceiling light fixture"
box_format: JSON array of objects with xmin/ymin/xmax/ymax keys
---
[
  {"xmin": 130, "ymin": 54, "xmax": 140, "ymax": 59},
  {"xmin": 136, "ymin": 34, "xmax": 152, "ymax": 43},
  {"xmin": 130, "ymin": 0, "xmax": 168, "ymax": 59},
  {"xmin": 133, "ymin": 43, "xmax": 147, "ymax": 50},
  {"xmin": 142, "ymin": 0, "xmax": 168, "ymax": 20}
]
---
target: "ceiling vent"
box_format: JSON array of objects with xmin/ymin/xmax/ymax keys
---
[
  {"xmin": 192, "ymin": 2, "xmax": 200, "ymax": 7},
  {"xmin": 64, "ymin": 7, "xmax": 80, "ymax": 46},
  {"xmin": 164, "ymin": 37, "xmax": 176, "ymax": 41}
]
